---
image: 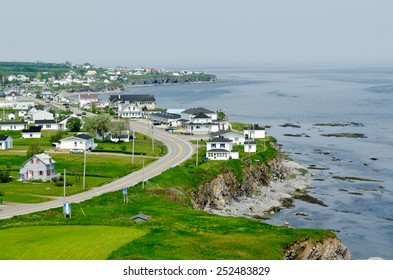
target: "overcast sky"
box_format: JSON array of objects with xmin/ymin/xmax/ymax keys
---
[{"xmin": 1, "ymin": 0, "xmax": 392, "ymax": 69}]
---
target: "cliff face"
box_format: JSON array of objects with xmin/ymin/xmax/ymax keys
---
[
  {"xmin": 194, "ymin": 163, "xmax": 270, "ymax": 211},
  {"xmin": 284, "ymin": 237, "xmax": 351, "ymax": 260}
]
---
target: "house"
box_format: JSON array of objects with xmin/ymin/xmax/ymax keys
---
[
  {"xmin": 110, "ymin": 130, "xmax": 132, "ymax": 142},
  {"xmin": 30, "ymin": 110, "xmax": 54, "ymax": 121},
  {"xmin": 244, "ymin": 141, "xmax": 257, "ymax": 153},
  {"xmin": 58, "ymin": 113, "xmax": 83, "ymax": 130},
  {"xmin": 59, "ymin": 134, "xmax": 97, "ymax": 150},
  {"xmin": 243, "ymin": 125, "xmax": 266, "ymax": 139},
  {"xmin": 19, "ymin": 153, "xmax": 60, "ymax": 181},
  {"xmin": 116, "ymin": 102, "xmax": 143, "ymax": 118},
  {"xmin": 149, "ymin": 111, "xmax": 181, "ymax": 126},
  {"xmin": 14, "ymin": 96, "xmax": 35, "ymax": 110},
  {"xmin": 34, "ymin": 119, "xmax": 59, "ymax": 130},
  {"xmin": 180, "ymin": 107, "xmax": 217, "ymax": 122},
  {"xmin": 109, "ymin": 94, "xmax": 156, "ymax": 110},
  {"xmin": 210, "ymin": 130, "xmax": 246, "ymax": 145},
  {"xmin": 0, "ymin": 135, "xmax": 13, "ymax": 150},
  {"xmin": 206, "ymin": 136, "xmax": 239, "ymax": 160},
  {"xmin": 22, "ymin": 126, "xmax": 42, "ymax": 138},
  {"xmin": 186, "ymin": 122, "xmax": 220, "ymax": 135},
  {"xmin": 79, "ymin": 93, "xmax": 99, "ymax": 109},
  {"xmin": 6, "ymin": 113, "xmax": 16, "ymax": 120},
  {"xmin": 0, "ymin": 121, "xmax": 27, "ymax": 131}
]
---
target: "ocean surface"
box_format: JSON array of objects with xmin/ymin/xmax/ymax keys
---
[{"xmin": 102, "ymin": 67, "xmax": 393, "ymax": 259}]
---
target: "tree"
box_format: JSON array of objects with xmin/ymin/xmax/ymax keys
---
[
  {"xmin": 27, "ymin": 142, "xmax": 44, "ymax": 158},
  {"xmin": 0, "ymin": 163, "xmax": 12, "ymax": 183},
  {"xmin": 110, "ymin": 120, "xmax": 128, "ymax": 140},
  {"xmin": 66, "ymin": 117, "xmax": 82, "ymax": 132},
  {"xmin": 84, "ymin": 114, "xmax": 111, "ymax": 139}
]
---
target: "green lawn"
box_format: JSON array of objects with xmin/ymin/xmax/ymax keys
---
[
  {"xmin": 0, "ymin": 225, "xmax": 147, "ymax": 260},
  {"xmin": 0, "ymin": 152, "xmax": 155, "ymax": 203}
]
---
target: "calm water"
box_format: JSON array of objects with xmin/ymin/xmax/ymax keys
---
[{"xmin": 103, "ymin": 67, "xmax": 393, "ymax": 259}]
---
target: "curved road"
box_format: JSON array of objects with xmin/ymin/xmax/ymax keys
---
[{"xmin": 0, "ymin": 120, "xmax": 195, "ymax": 220}]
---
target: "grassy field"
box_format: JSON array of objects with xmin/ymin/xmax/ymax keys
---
[
  {"xmin": 0, "ymin": 225, "xmax": 147, "ymax": 260},
  {"xmin": 0, "ymin": 139, "xmax": 335, "ymax": 260},
  {"xmin": 0, "ymin": 151, "xmax": 155, "ymax": 203}
]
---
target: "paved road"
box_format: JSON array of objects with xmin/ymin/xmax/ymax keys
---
[{"xmin": 0, "ymin": 120, "xmax": 195, "ymax": 220}]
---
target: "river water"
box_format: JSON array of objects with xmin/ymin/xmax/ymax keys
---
[{"xmin": 104, "ymin": 67, "xmax": 393, "ymax": 259}]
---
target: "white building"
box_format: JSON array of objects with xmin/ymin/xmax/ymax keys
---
[
  {"xmin": 210, "ymin": 130, "xmax": 246, "ymax": 145},
  {"xmin": 0, "ymin": 122, "xmax": 27, "ymax": 131},
  {"xmin": 244, "ymin": 141, "xmax": 257, "ymax": 153},
  {"xmin": 19, "ymin": 153, "xmax": 60, "ymax": 181},
  {"xmin": 206, "ymin": 136, "xmax": 239, "ymax": 160},
  {"xmin": 0, "ymin": 135, "xmax": 13, "ymax": 150},
  {"xmin": 243, "ymin": 125, "xmax": 266, "ymax": 139},
  {"xmin": 180, "ymin": 107, "xmax": 217, "ymax": 122},
  {"xmin": 79, "ymin": 93, "xmax": 99, "ymax": 109},
  {"xmin": 35, "ymin": 120, "xmax": 59, "ymax": 130},
  {"xmin": 59, "ymin": 134, "xmax": 97, "ymax": 150},
  {"xmin": 22, "ymin": 126, "xmax": 42, "ymax": 138},
  {"xmin": 117, "ymin": 102, "xmax": 143, "ymax": 118},
  {"xmin": 31, "ymin": 110, "xmax": 54, "ymax": 121}
]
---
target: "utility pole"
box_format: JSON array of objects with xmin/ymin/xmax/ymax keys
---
[
  {"xmin": 196, "ymin": 139, "xmax": 199, "ymax": 166},
  {"xmin": 132, "ymin": 130, "xmax": 135, "ymax": 164},
  {"xmin": 142, "ymin": 158, "xmax": 145, "ymax": 189},
  {"xmin": 63, "ymin": 169, "xmax": 66, "ymax": 203},
  {"xmin": 83, "ymin": 149, "xmax": 86, "ymax": 190},
  {"xmin": 151, "ymin": 121, "xmax": 154, "ymax": 152}
]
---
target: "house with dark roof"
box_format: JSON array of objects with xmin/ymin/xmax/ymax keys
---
[
  {"xmin": 35, "ymin": 119, "xmax": 59, "ymax": 130},
  {"xmin": 19, "ymin": 153, "xmax": 60, "ymax": 181},
  {"xmin": 0, "ymin": 121, "xmax": 27, "ymax": 131},
  {"xmin": 243, "ymin": 125, "xmax": 266, "ymax": 139},
  {"xmin": 210, "ymin": 130, "xmax": 246, "ymax": 145},
  {"xmin": 206, "ymin": 136, "xmax": 239, "ymax": 160},
  {"xmin": 149, "ymin": 111, "xmax": 181, "ymax": 126},
  {"xmin": 180, "ymin": 107, "xmax": 217, "ymax": 121},
  {"xmin": 0, "ymin": 135, "xmax": 13, "ymax": 150},
  {"xmin": 22, "ymin": 126, "xmax": 42, "ymax": 138},
  {"xmin": 109, "ymin": 94, "xmax": 156, "ymax": 110},
  {"xmin": 59, "ymin": 134, "xmax": 97, "ymax": 150}
]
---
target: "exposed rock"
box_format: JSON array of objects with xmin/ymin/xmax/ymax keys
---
[{"xmin": 285, "ymin": 237, "xmax": 351, "ymax": 260}]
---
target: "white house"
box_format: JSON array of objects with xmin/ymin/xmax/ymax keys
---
[
  {"xmin": 58, "ymin": 113, "xmax": 83, "ymax": 130},
  {"xmin": 109, "ymin": 94, "xmax": 156, "ymax": 110},
  {"xmin": 186, "ymin": 122, "xmax": 220, "ymax": 135},
  {"xmin": 210, "ymin": 130, "xmax": 246, "ymax": 145},
  {"xmin": 22, "ymin": 126, "xmax": 42, "ymax": 138},
  {"xmin": 206, "ymin": 136, "xmax": 239, "ymax": 160},
  {"xmin": 14, "ymin": 96, "xmax": 35, "ymax": 110},
  {"xmin": 6, "ymin": 113, "xmax": 16, "ymax": 120},
  {"xmin": 0, "ymin": 135, "xmax": 13, "ymax": 150},
  {"xmin": 35, "ymin": 120, "xmax": 59, "ymax": 130},
  {"xmin": 19, "ymin": 153, "xmax": 60, "ymax": 181},
  {"xmin": 149, "ymin": 112, "xmax": 181, "ymax": 126},
  {"xmin": 180, "ymin": 107, "xmax": 217, "ymax": 122},
  {"xmin": 0, "ymin": 122, "xmax": 27, "ymax": 131},
  {"xmin": 31, "ymin": 110, "xmax": 55, "ymax": 121},
  {"xmin": 79, "ymin": 93, "xmax": 99, "ymax": 109},
  {"xmin": 244, "ymin": 141, "xmax": 257, "ymax": 153},
  {"xmin": 243, "ymin": 125, "xmax": 266, "ymax": 139},
  {"xmin": 117, "ymin": 102, "xmax": 143, "ymax": 118},
  {"xmin": 59, "ymin": 134, "xmax": 97, "ymax": 150}
]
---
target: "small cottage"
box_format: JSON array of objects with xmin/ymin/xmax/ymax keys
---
[
  {"xmin": 22, "ymin": 126, "xmax": 42, "ymax": 138},
  {"xmin": 0, "ymin": 135, "xmax": 13, "ymax": 150},
  {"xmin": 19, "ymin": 153, "xmax": 60, "ymax": 181},
  {"xmin": 59, "ymin": 134, "xmax": 96, "ymax": 150},
  {"xmin": 244, "ymin": 141, "xmax": 257, "ymax": 153},
  {"xmin": 206, "ymin": 136, "xmax": 239, "ymax": 160}
]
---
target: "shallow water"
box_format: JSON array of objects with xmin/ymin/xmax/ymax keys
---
[{"xmin": 104, "ymin": 67, "xmax": 393, "ymax": 259}]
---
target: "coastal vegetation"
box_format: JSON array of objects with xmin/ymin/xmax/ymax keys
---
[{"xmin": 0, "ymin": 132, "xmax": 337, "ymax": 260}]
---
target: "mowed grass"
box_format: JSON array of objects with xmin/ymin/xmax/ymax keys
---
[
  {"xmin": 0, "ymin": 225, "xmax": 147, "ymax": 260},
  {"xmin": 0, "ymin": 152, "xmax": 155, "ymax": 203}
]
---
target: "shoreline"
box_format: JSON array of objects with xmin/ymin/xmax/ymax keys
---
[{"xmin": 207, "ymin": 159, "xmax": 309, "ymax": 221}]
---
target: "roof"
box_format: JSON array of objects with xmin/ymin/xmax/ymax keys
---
[
  {"xmin": 150, "ymin": 112, "xmax": 181, "ymax": 119},
  {"xmin": 207, "ymin": 149, "xmax": 230, "ymax": 153},
  {"xmin": 244, "ymin": 125, "xmax": 265, "ymax": 130},
  {"xmin": 131, "ymin": 213, "xmax": 151, "ymax": 222},
  {"xmin": 192, "ymin": 112, "xmax": 211, "ymax": 119},
  {"xmin": 74, "ymin": 134, "xmax": 94, "ymax": 140},
  {"xmin": 35, "ymin": 120, "xmax": 57, "ymax": 124},
  {"xmin": 0, "ymin": 135, "xmax": 11, "ymax": 141},
  {"xmin": 181, "ymin": 107, "xmax": 215, "ymax": 115},
  {"xmin": 244, "ymin": 141, "xmax": 257, "ymax": 144},
  {"xmin": 0, "ymin": 121, "xmax": 27, "ymax": 125},
  {"xmin": 22, "ymin": 126, "xmax": 42, "ymax": 133},
  {"xmin": 210, "ymin": 130, "xmax": 242, "ymax": 137},
  {"xmin": 109, "ymin": 94, "xmax": 156, "ymax": 103},
  {"xmin": 207, "ymin": 136, "xmax": 233, "ymax": 143},
  {"xmin": 80, "ymin": 93, "xmax": 98, "ymax": 99},
  {"xmin": 34, "ymin": 153, "xmax": 56, "ymax": 165}
]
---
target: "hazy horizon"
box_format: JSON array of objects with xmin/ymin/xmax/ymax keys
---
[{"xmin": 1, "ymin": 0, "xmax": 393, "ymax": 70}]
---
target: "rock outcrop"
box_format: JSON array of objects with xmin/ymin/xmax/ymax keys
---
[{"xmin": 284, "ymin": 237, "xmax": 351, "ymax": 260}]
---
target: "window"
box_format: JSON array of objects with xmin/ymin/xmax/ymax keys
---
[
  {"xmin": 220, "ymin": 144, "xmax": 226, "ymax": 148},
  {"xmin": 211, "ymin": 143, "xmax": 216, "ymax": 148},
  {"xmin": 36, "ymin": 159, "xmax": 40, "ymax": 164},
  {"xmin": 74, "ymin": 142, "xmax": 77, "ymax": 147},
  {"xmin": 39, "ymin": 171, "xmax": 43, "ymax": 176},
  {"xmin": 30, "ymin": 159, "xmax": 34, "ymax": 164}
]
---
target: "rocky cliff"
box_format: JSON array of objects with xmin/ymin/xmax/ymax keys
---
[{"xmin": 284, "ymin": 237, "xmax": 351, "ymax": 260}]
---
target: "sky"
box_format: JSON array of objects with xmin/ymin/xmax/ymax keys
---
[{"xmin": 1, "ymin": 0, "xmax": 393, "ymax": 69}]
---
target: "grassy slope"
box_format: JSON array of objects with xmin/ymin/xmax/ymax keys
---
[{"xmin": 0, "ymin": 138, "xmax": 334, "ymax": 260}]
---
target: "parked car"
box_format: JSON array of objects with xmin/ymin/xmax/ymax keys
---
[
  {"xmin": 181, "ymin": 130, "xmax": 193, "ymax": 135},
  {"xmin": 70, "ymin": 148, "xmax": 84, "ymax": 154}
]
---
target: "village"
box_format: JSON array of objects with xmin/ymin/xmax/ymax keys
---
[{"xmin": 0, "ymin": 89, "xmax": 267, "ymax": 185}]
